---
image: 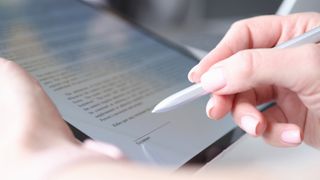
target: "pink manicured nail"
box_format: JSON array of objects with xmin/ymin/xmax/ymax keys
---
[
  {"xmin": 188, "ymin": 65, "xmax": 199, "ymax": 82},
  {"xmin": 200, "ymin": 68, "xmax": 226, "ymax": 92},
  {"xmin": 206, "ymin": 98, "xmax": 215, "ymax": 118},
  {"xmin": 281, "ymin": 130, "xmax": 301, "ymax": 144},
  {"xmin": 240, "ymin": 116, "xmax": 259, "ymax": 136},
  {"xmin": 83, "ymin": 140, "xmax": 124, "ymax": 159}
]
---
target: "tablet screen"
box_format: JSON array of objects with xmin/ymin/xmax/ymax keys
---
[{"xmin": 0, "ymin": 0, "xmax": 236, "ymax": 169}]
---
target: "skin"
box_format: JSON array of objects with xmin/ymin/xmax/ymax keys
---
[
  {"xmin": 0, "ymin": 59, "xmax": 122, "ymax": 179},
  {"xmin": 1, "ymin": 13, "xmax": 320, "ymax": 179},
  {"xmin": 188, "ymin": 12, "xmax": 320, "ymax": 148}
]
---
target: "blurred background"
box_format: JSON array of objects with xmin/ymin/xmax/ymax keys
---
[
  {"xmin": 81, "ymin": 0, "xmax": 320, "ymax": 53},
  {"xmin": 104, "ymin": 0, "xmax": 281, "ymax": 51}
]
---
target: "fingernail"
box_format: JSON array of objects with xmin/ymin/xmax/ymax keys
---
[
  {"xmin": 206, "ymin": 97, "xmax": 215, "ymax": 118},
  {"xmin": 240, "ymin": 116, "xmax": 259, "ymax": 136},
  {"xmin": 200, "ymin": 68, "xmax": 226, "ymax": 92},
  {"xmin": 188, "ymin": 65, "xmax": 199, "ymax": 82},
  {"xmin": 281, "ymin": 130, "xmax": 301, "ymax": 144},
  {"xmin": 83, "ymin": 140, "xmax": 124, "ymax": 159}
]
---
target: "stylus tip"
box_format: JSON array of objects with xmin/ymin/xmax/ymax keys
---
[
  {"xmin": 151, "ymin": 106, "xmax": 161, "ymax": 113},
  {"xmin": 151, "ymin": 103, "xmax": 168, "ymax": 113},
  {"xmin": 151, "ymin": 108, "xmax": 157, "ymax": 113}
]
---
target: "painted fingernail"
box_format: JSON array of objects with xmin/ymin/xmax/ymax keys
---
[
  {"xmin": 206, "ymin": 97, "xmax": 215, "ymax": 118},
  {"xmin": 240, "ymin": 116, "xmax": 259, "ymax": 136},
  {"xmin": 281, "ymin": 130, "xmax": 301, "ymax": 144},
  {"xmin": 188, "ymin": 65, "xmax": 199, "ymax": 82},
  {"xmin": 83, "ymin": 140, "xmax": 124, "ymax": 159},
  {"xmin": 200, "ymin": 68, "xmax": 226, "ymax": 92}
]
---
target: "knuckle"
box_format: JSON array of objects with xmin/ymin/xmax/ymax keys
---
[
  {"xmin": 231, "ymin": 19, "xmax": 249, "ymax": 30},
  {"xmin": 234, "ymin": 50, "xmax": 257, "ymax": 79}
]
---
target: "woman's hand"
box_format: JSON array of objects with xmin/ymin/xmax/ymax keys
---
[
  {"xmin": 0, "ymin": 58, "xmax": 123, "ymax": 179},
  {"xmin": 188, "ymin": 13, "xmax": 320, "ymax": 148}
]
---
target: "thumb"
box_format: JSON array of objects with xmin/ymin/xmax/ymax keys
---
[{"xmin": 200, "ymin": 44, "xmax": 320, "ymax": 95}]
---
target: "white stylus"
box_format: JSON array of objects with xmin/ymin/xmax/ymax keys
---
[{"xmin": 152, "ymin": 26, "xmax": 320, "ymax": 113}]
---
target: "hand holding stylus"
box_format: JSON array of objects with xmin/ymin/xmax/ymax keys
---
[
  {"xmin": 153, "ymin": 24, "xmax": 320, "ymax": 113},
  {"xmin": 189, "ymin": 13, "xmax": 320, "ymax": 148},
  {"xmin": 154, "ymin": 13, "xmax": 320, "ymax": 148}
]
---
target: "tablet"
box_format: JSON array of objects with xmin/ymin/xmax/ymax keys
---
[{"xmin": 0, "ymin": 0, "xmax": 239, "ymax": 170}]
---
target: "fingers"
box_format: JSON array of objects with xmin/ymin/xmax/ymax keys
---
[
  {"xmin": 232, "ymin": 91, "xmax": 302, "ymax": 147},
  {"xmin": 200, "ymin": 44, "xmax": 320, "ymax": 96},
  {"xmin": 206, "ymin": 95, "xmax": 233, "ymax": 120},
  {"xmin": 232, "ymin": 90, "xmax": 267, "ymax": 136},
  {"xmin": 188, "ymin": 15, "xmax": 284, "ymax": 82},
  {"xmin": 0, "ymin": 58, "xmax": 77, "ymax": 151},
  {"xmin": 206, "ymin": 86, "xmax": 276, "ymax": 139},
  {"xmin": 83, "ymin": 140, "xmax": 125, "ymax": 160},
  {"xmin": 262, "ymin": 105, "xmax": 302, "ymax": 147},
  {"xmin": 193, "ymin": 13, "xmax": 320, "ymax": 148}
]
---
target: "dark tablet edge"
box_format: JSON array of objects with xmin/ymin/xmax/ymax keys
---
[
  {"xmin": 178, "ymin": 127, "xmax": 245, "ymax": 171},
  {"xmin": 67, "ymin": 121, "xmax": 91, "ymax": 141},
  {"xmin": 66, "ymin": 119, "xmax": 245, "ymax": 171}
]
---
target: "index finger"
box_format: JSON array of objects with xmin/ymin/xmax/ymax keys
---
[{"xmin": 188, "ymin": 15, "xmax": 287, "ymax": 83}]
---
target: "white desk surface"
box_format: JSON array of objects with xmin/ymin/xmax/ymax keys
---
[{"xmin": 197, "ymin": 135, "xmax": 320, "ymax": 179}]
